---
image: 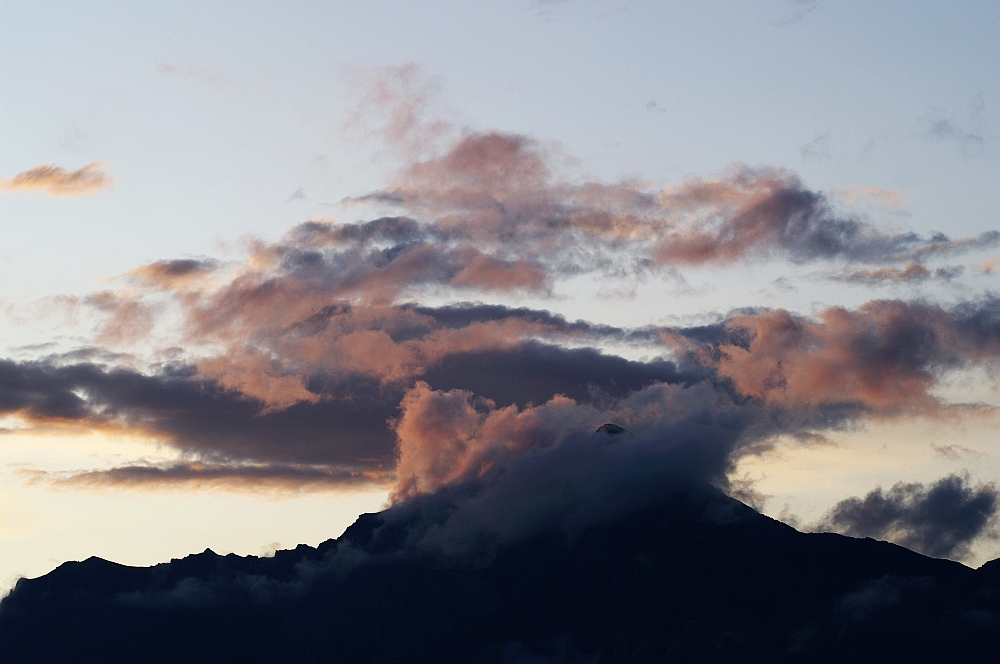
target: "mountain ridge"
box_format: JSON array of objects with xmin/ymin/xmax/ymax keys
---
[{"xmin": 3, "ymin": 485, "xmax": 999, "ymax": 662}]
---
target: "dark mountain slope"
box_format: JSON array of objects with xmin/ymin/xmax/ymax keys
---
[{"xmin": 2, "ymin": 487, "xmax": 999, "ymax": 663}]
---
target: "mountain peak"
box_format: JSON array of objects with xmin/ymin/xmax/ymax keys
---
[{"xmin": 3, "ymin": 486, "xmax": 1000, "ymax": 662}]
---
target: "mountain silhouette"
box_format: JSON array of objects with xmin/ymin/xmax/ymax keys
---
[{"xmin": 3, "ymin": 485, "xmax": 1000, "ymax": 662}]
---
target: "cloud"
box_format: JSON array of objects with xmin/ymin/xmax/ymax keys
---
[
  {"xmin": 827, "ymin": 186, "xmax": 905, "ymax": 211},
  {"xmin": 0, "ymin": 359, "xmax": 400, "ymax": 473},
  {"xmin": 827, "ymin": 263, "xmax": 964, "ymax": 284},
  {"xmin": 341, "ymin": 63, "xmax": 452, "ymax": 158},
  {"xmin": 0, "ymin": 163, "xmax": 114, "ymax": 197},
  {"xmin": 3, "ymin": 67, "xmax": 1000, "ymax": 589},
  {"xmin": 838, "ymin": 575, "xmax": 934, "ymax": 621},
  {"xmin": 27, "ymin": 461, "xmax": 392, "ymax": 494},
  {"xmin": 357, "ymin": 134, "xmax": 996, "ymax": 272},
  {"xmin": 815, "ymin": 474, "xmax": 999, "ymax": 560},
  {"xmin": 779, "ymin": 0, "xmax": 823, "ymax": 25},
  {"xmin": 684, "ymin": 298, "xmax": 1000, "ymax": 415},
  {"xmin": 931, "ymin": 443, "xmax": 982, "ymax": 460},
  {"xmin": 4, "ymin": 89, "xmax": 999, "ymax": 511},
  {"xmin": 800, "ymin": 132, "xmax": 832, "ymax": 161},
  {"xmin": 127, "ymin": 258, "xmax": 221, "ymax": 290},
  {"xmin": 8, "ymin": 293, "xmax": 1000, "ymax": 528},
  {"xmin": 384, "ymin": 379, "xmax": 781, "ymax": 561},
  {"xmin": 927, "ymin": 116, "xmax": 984, "ymax": 146},
  {"xmin": 0, "ymin": 317, "xmax": 697, "ymax": 491}
]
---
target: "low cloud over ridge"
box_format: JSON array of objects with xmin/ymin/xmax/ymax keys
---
[{"xmin": 816, "ymin": 474, "xmax": 999, "ymax": 560}]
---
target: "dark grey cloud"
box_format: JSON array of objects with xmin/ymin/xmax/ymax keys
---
[
  {"xmin": 288, "ymin": 217, "xmax": 427, "ymax": 247},
  {"xmin": 838, "ymin": 575, "xmax": 935, "ymax": 621},
  {"xmin": 421, "ymin": 341, "xmax": 704, "ymax": 407},
  {"xmin": 405, "ymin": 302, "xmax": 659, "ymax": 344},
  {"xmin": 0, "ymin": 359, "xmax": 398, "ymax": 467},
  {"xmin": 816, "ymin": 474, "xmax": 999, "ymax": 559},
  {"xmin": 35, "ymin": 461, "xmax": 389, "ymax": 492}
]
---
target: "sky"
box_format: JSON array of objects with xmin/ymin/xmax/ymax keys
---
[{"xmin": 1, "ymin": 0, "xmax": 1000, "ymax": 592}]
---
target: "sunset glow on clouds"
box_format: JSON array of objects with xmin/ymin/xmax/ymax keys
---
[
  {"xmin": 0, "ymin": 163, "xmax": 114, "ymax": 197},
  {"xmin": 1, "ymin": 0, "xmax": 998, "ymax": 591}
]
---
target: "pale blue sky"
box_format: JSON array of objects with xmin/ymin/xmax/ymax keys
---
[{"xmin": 1, "ymin": 1, "xmax": 997, "ymax": 302}]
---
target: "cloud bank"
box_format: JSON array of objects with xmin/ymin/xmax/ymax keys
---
[{"xmin": 4, "ymin": 90, "xmax": 1000, "ymax": 561}]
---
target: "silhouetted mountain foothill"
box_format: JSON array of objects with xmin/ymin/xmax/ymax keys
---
[{"xmin": 3, "ymin": 486, "xmax": 1000, "ymax": 663}]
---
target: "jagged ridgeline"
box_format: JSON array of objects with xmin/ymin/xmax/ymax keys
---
[{"xmin": 4, "ymin": 483, "xmax": 1000, "ymax": 663}]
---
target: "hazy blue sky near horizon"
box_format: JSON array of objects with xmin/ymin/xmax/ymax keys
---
[{"xmin": 1, "ymin": 0, "xmax": 999, "ymax": 592}]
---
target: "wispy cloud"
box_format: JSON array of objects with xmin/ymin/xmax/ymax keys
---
[
  {"xmin": 800, "ymin": 131, "xmax": 832, "ymax": 161},
  {"xmin": 353, "ymin": 131, "xmax": 994, "ymax": 272},
  {"xmin": 25, "ymin": 461, "xmax": 392, "ymax": 494},
  {"xmin": 931, "ymin": 443, "xmax": 982, "ymax": 460},
  {"xmin": 927, "ymin": 115, "xmax": 985, "ymax": 146},
  {"xmin": 826, "ymin": 263, "xmax": 964, "ymax": 285},
  {"xmin": 778, "ymin": 0, "xmax": 823, "ymax": 26},
  {"xmin": 341, "ymin": 63, "xmax": 453, "ymax": 159},
  {"xmin": 0, "ymin": 163, "xmax": 114, "ymax": 197},
  {"xmin": 827, "ymin": 185, "xmax": 905, "ymax": 211}
]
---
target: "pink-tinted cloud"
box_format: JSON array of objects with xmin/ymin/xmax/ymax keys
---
[
  {"xmin": 8, "ymin": 296, "xmax": 1000, "ymax": 497},
  {"xmin": 393, "ymin": 381, "xmax": 587, "ymax": 500},
  {"xmin": 0, "ymin": 163, "xmax": 114, "ymax": 197},
  {"xmin": 341, "ymin": 62, "xmax": 452, "ymax": 158},
  {"xmin": 827, "ymin": 185, "xmax": 905, "ymax": 210},
  {"xmin": 127, "ymin": 259, "xmax": 221, "ymax": 290},
  {"xmin": 10, "ymin": 85, "xmax": 999, "ymax": 502},
  {"xmin": 364, "ymin": 134, "xmax": 996, "ymax": 271},
  {"xmin": 86, "ymin": 291, "xmax": 157, "ymax": 345},
  {"xmin": 705, "ymin": 299, "xmax": 1000, "ymax": 414}
]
